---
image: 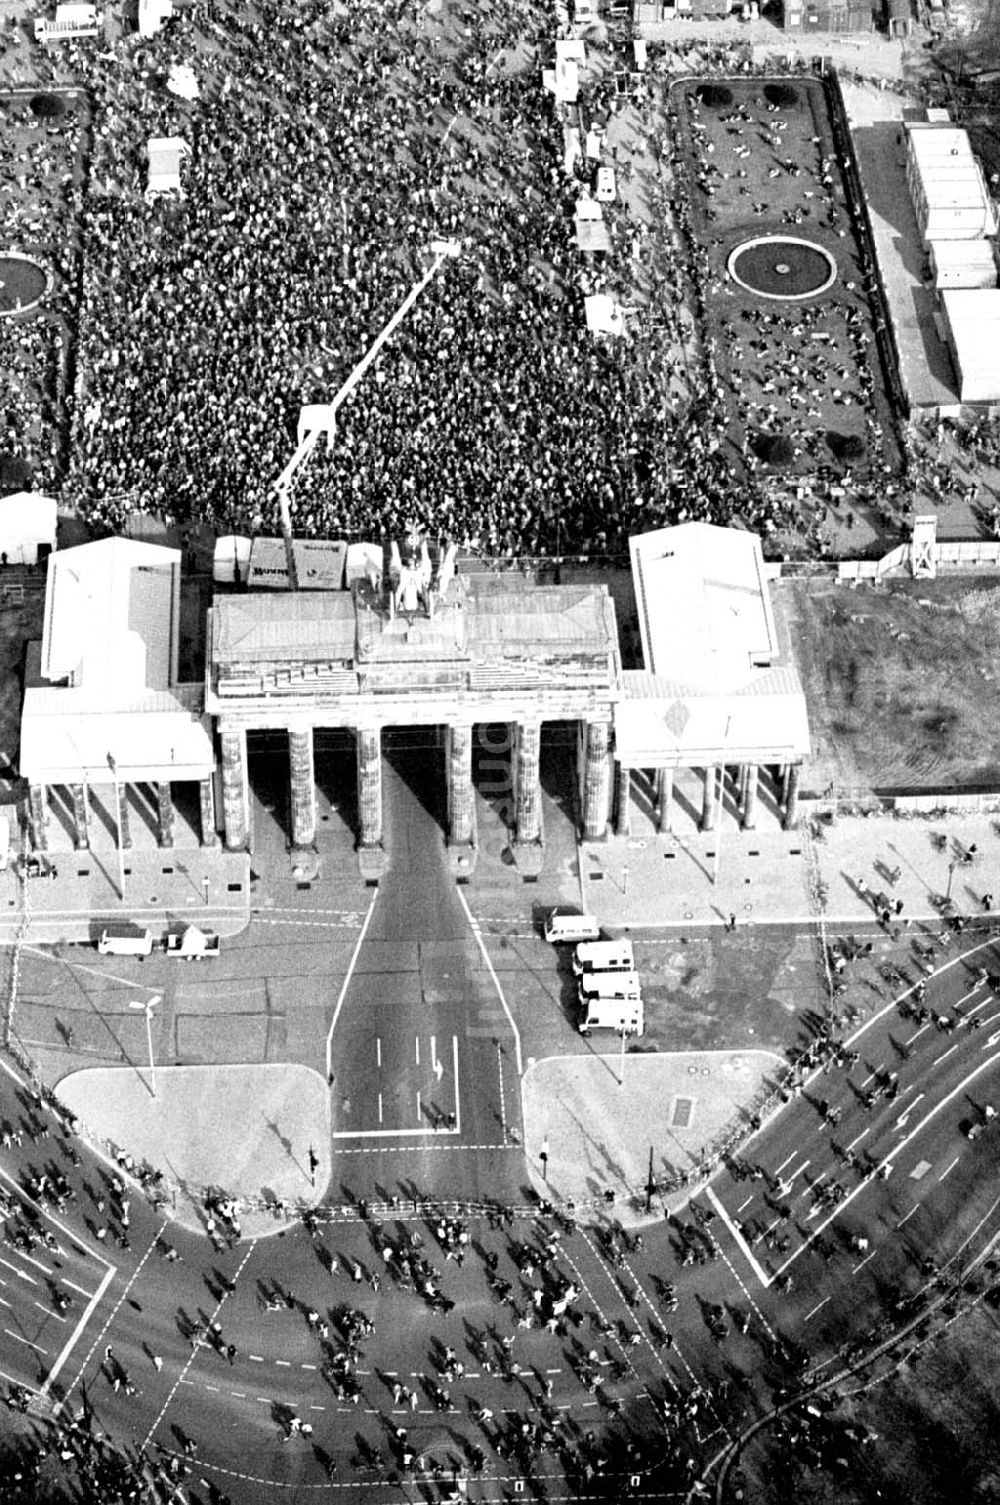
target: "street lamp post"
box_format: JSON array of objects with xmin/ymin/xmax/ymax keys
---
[
  {"xmin": 128, "ymin": 995, "xmax": 161, "ymax": 1099},
  {"xmin": 274, "ymin": 239, "xmax": 462, "ymax": 565},
  {"xmin": 202, "ymin": 875, "xmax": 210, "ymax": 907},
  {"xmin": 946, "ymin": 859, "xmax": 957, "ymax": 904}
]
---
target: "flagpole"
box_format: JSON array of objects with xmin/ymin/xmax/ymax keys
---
[{"xmin": 107, "ymin": 752, "xmax": 125, "ymax": 901}]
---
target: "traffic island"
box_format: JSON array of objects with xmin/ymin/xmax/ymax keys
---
[
  {"xmin": 521, "ymin": 1049, "xmax": 785, "ymax": 1225},
  {"xmin": 55, "ymin": 1062, "xmax": 331, "ymax": 1236}
]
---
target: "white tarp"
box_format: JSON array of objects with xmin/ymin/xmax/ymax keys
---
[
  {"xmin": 165, "ymin": 63, "xmax": 199, "ymax": 100},
  {"xmin": 584, "ymin": 295, "xmax": 625, "ymax": 336},
  {"xmin": 563, "ymin": 126, "xmax": 582, "ymax": 176},
  {"xmin": 138, "ymin": 0, "xmax": 173, "ymax": 37}
]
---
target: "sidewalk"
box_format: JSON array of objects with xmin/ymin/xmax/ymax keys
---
[
  {"xmin": 56, "ymin": 1062, "xmax": 331, "ymax": 1238},
  {"xmin": 579, "ymin": 795, "xmax": 999, "ymax": 930},
  {"xmin": 0, "ymin": 847, "xmax": 252, "ymax": 944},
  {"xmin": 521, "ymin": 1048, "xmax": 784, "ymax": 1221}
]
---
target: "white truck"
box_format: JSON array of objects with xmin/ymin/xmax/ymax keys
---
[
  {"xmin": 97, "ymin": 924, "xmax": 154, "ymax": 957},
  {"xmin": 579, "ymin": 995, "xmax": 644, "ymax": 1038},
  {"xmin": 573, "ymin": 938, "xmax": 634, "ymax": 976},
  {"xmin": 544, "ymin": 910, "xmax": 600, "ymax": 944}
]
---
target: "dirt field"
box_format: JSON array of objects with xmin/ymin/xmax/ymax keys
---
[{"xmin": 779, "ymin": 574, "xmax": 1000, "ymax": 795}]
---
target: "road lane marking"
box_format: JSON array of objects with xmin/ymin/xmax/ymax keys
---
[
  {"xmin": 275, "ymin": 1359, "xmax": 291, "ymax": 1367},
  {"xmin": 774, "ymin": 1049, "xmax": 1000, "ymax": 1278},
  {"xmin": 325, "ymin": 887, "xmax": 378, "ymax": 1082},
  {"xmin": 415, "ymin": 1036, "xmax": 420, "ymax": 1067},
  {"xmin": 42, "ymin": 1256, "xmax": 119, "ymax": 1402},
  {"xmin": 939, "ymin": 1156, "xmax": 960, "ymax": 1182},
  {"xmin": 6, "ymin": 1330, "xmax": 47, "ymax": 1353},
  {"xmin": 896, "ymin": 1206, "xmax": 919, "ymax": 1228},
  {"xmin": 35, "ymin": 1301, "xmax": 66, "ymax": 1322},
  {"xmin": 846, "ymin": 1126, "xmax": 870, "ymax": 1152},
  {"xmin": 788, "ymin": 1159, "xmax": 810, "ymax": 1183},
  {"xmin": 852, "ymin": 1250, "xmax": 877, "ymax": 1274},
  {"xmin": 774, "ymin": 1153, "xmax": 795, "ymax": 1175},
  {"xmin": 895, "ymin": 1093, "xmax": 925, "ymax": 1130},
  {"xmin": 704, "ymin": 1185, "xmax": 772, "ymax": 1288},
  {"xmin": 804, "ymin": 1297, "xmax": 829, "ymax": 1322},
  {"xmin": 142, "ymin": 1239, "xmax": 257, "ymax": 1451},
  {"xmin": 378, "ymin": 1093, "xmax": 383, "ymax": 1124},
  {"xmin": 940, "ymin": 1042, "xmax": 960, "ymax": 1062},
  {"xmin": 376, "ymin": 1037, "xmax": 381, "ymax": 1068},
  {"xmin": 249, "ymin": 1354, "xmax": 263, "ymax": 1362},
  {"xmin": 63, "ymin": 1280, "xmax": 95, "ymax": 1299},
  {"xmin": 737, "ymin": 1195, "xmax": 754, "ymax": 1213},
  {"xmin": 0, "ymin": 1257, "xmax": 38, "ymax": 1286},
  {"xmin": 457, "ymin": 887, "xmax": 523, "ymax": 1075}
]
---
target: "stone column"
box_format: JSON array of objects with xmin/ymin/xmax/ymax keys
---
[
  {"xmin": 614, "ymin": 764, "xmax": 631, "ymax": 837},
  {"xmin": 70, "ymin": 783, "xmax": 90, "ymax": 850},
  {"xmin": 220, "ymin": 726, "xmax": 248, "ymax": 851},
  {"xmin": 701, "ymin": 765, "xmax": 718, "ymax": 832},
  {"xmin": 28, "ymin": 783, "xmax": 48, "ymax": 852},
  {"xmin": 117, "ymin": 781, "xmax": 132, "ymax": 849},
  {"xmin": 288, "ymin": 726, "xmax": 316, "ymax": 849},
  {"xmin": 655, "ymin": 767, "xmax": 673, "ymax": 833},
  {"xmin": 742, "ymin": 763, "xmax": 759, "ymax": 830},
  {"xmin": 156, "ymin": 781, "xmax": 175, "ymax": 848},
  {"xmin": 356, "ymin": 726, "xmax": 382, "ymax": 848},
  {"xmin": 448, "ymin": 723, "xmax": 474, "ymax": 847},
  {"xmin": 199, "ymin": 776, "xmax": 217, "ymax": 847},
  {"xmin": 514, "ymin": 722, "xmax": 542, "ymax": 845},
  {"xmin": 783, "ymin": 763, "xmax": 801, "ymax": 830},
  {"xmin": 581, "ymin": 720, "xmax": 612, "ymax": 841}
]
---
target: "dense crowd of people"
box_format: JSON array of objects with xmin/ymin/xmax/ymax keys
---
[
  {"xmin": 3, "ymin": 0, "xmax": 819, "ymax": 557},
  {"xmin": 1, "ymin": 0, "xmax": 998, "ymax": 557}
]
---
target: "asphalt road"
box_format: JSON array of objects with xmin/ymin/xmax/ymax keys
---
[{"xmin": 5, "ymin": 762, "xmax": 1000, "ymax": 1502}]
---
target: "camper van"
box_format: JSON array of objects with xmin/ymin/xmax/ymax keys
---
[
  {"xmin": 577, "ymin": 970, "xmax": 642, "ymax": 1003},
  {"xmin": 97, "ymin": 924, "xmax": 154, "ymax": 957},
  {"xmin": 579, "ymin": 996, "xmax": 644, "ymax": 1038},
  {"xmin": 572, "ymin": 939, "xmax": 634, "ymax": 977},
  {"xmin": 544, "ymin": 910, "xmax": 600, "ymax": 944}
]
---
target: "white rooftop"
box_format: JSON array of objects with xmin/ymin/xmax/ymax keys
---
[
  {"xmin": 630, "ymin": 523, "xmax": 777, "ymax": 694},
  {"xmin": 941, "ymin": 289, "xmax": 1000, "ymax": 402},
  {"xmin": 41, "ymin": 536, "xmax": 179, "ymax": 696},
  {"xmin": 618, "ymin": 524, "xmax": 810, "ymax": 766}
]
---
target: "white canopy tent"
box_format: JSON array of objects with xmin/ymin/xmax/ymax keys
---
[{"xmin": 0, "ymin": 491, "xmax": 57, "ymax": 565}]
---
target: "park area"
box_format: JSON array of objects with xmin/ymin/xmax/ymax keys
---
[
  {"xmin": 780, "ymin": 574, "xmax": 1000, "ymax": 794},
  {"xmin": 671, "ymin": 74, "xmax": 901, "ymax": 483}
]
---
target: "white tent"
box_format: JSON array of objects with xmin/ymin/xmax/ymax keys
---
[
  {"xmin": 146, "ymin": 136, "xmax": 189, "ymax": 197},
  {"xmin": 0, "ymin": 491, "xmax": 57, "ymax": 565},
  {"xmin": 213, "ymin": 535, "xmax": 253, "ymax": 584}
]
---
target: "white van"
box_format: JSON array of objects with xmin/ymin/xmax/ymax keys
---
[
  {"xmin": 573, "ymin": 939, "xmax": 634, "ymax": 976},
  {"xmin": 544, "ymin": 910, "xmax": 600, "ymax": 944},
  {"xmin": 98, "ymin": 924, "xmax": 154, "ymax": 957},
  {"xmin": 577, "ymin": 970, "xmax": 642, "ymax": 1003},
  {"xmin": 579, "ymin": 996, "xmax": 644, "ymax": 1037}
]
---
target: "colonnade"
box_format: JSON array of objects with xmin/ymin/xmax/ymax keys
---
[
  {"xmin": 614, "ymin": 761, "xmax": 801, "ymax": 836},
  {"xmin": 216, "ymin": 716, "xmax": 618, "ymax": 853},
  {"xmin": 27, "ymin": 776, "xmax": 217, "ymax": 852}
]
